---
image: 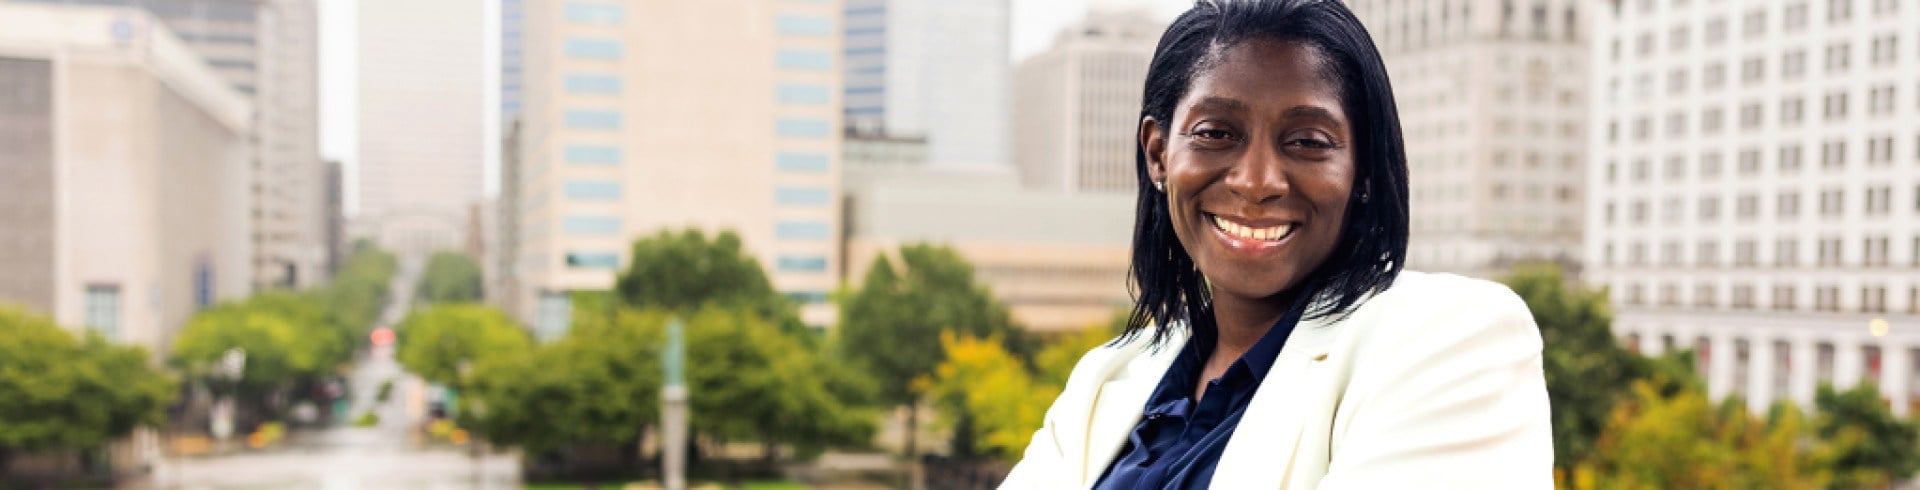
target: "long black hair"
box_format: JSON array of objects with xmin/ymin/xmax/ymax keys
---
[{"xmin": 1123, "ymin": 0, "xmax": 1409, "ymax": 347}]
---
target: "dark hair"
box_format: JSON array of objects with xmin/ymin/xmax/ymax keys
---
[{"xmin": 1123, "ymin": 0, "xmax": 1409, "ymax": 347}]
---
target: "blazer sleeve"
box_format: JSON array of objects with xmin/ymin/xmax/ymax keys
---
[{"xmin": 1316, "ymin": 282, "xmax": 1555, "ymax": 489}]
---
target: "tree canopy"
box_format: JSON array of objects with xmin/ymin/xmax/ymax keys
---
[
  {"xmin": 0, "ymin": 306, "xmax": 175, "ymax": 465},
  {"xmin": 416, "ymin": 251, "xmax": 484, "ymax": 304},
  {"xmin": 395, "ymin": 304, "xmax": 532, "ymax": 388},
  {"xmin": 837, "ymin": 245, "xmax": 1027, "ymax": 408},
  {"xmin": 614, "ymin": 229, "xmax": 789, "ymax": 321}
]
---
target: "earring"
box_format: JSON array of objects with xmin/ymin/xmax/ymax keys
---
[{"xmin": 1155, "ymin": 181, "xmax": 1165, "ymax": 192}]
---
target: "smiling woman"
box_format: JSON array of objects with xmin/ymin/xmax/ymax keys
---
[{"xmin": 999, "ymin": 1, "xmax": 1553, "ymax": 489}]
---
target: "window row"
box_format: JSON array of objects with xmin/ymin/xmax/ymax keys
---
[
  {"xmin": 1616, "ymin": 281, "xmax": 1918, "ymax": 315},
  {"xmin": 1604, "ymin": 235, "xmax": 1920, "ymax": 268},
  {"xmin": 1604, "ymin": 137, "xmax": 1918, "ymax": 184}
]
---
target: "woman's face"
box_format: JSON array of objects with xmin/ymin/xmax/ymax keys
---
[{"xmin": 1143, "ymin": 39, "xmax": 1355, "ymax": 304}]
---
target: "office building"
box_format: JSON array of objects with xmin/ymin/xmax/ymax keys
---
[
  {"xmin": 842, "ymin": 0, "xmax": 1010, "ymax": 167},
  {"xmin": 1589, "ymin": 0, "xmax": 1920, "ymax": 413},
  {"xmin": 1347, "ymin": 0, "xmax": 1589, "ymax": 278},
  {"xmin": 1012, "ymin": 7, "xmax": 1161, "ymax": 194},
  {"xmin": 356, "ymin": 0, "xmax": 487, "ymax": 257},
  {"xmin": 512, "ymin": 0, "xmax": 845, "ymax": 333}
]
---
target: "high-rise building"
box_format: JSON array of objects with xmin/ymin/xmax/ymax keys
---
[
  {"xmin": 1589, "ymin": 0, "xmax": 1920, "ymax": 413},
  {"xmin": 512, "ymin": 0, "xmax": 845, "ymax": 333},
  {"xmin": 0, "ymin": 0, "xmax": 253, "ymax": 381},
  {"xmin": 503, "ymin": 0, "xmax": 524, "ymax": 121},
  {"xmin": 1011, "ymin": 7, "xmax": 1160, "ymax": 194},
  {"xmin": 842, "ymin": 0, "xmax": 1010, "ymax": 167},
  {"xmin": 1347, "ymin": 0, "xmax": 1589, "ymax": 279},
  {"xmin": 355, "ymin": 0, "xmax": 486, "ymax": 258},
  {"xmin": 9, "ymin": 0, "xmax": 329, "ymax": 290}
]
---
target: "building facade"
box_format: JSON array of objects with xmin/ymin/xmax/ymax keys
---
[
  {"xmin": 1347, "ymin": 0, "xmax": 1589, "ymax": 279},
  {"xmin": 11, "ymin": 0, "xmax": 329, "ymax": 290},
  {"xmin": 1589, "ymin": 0, "xmax": 1920, "ymax": 413},
  {"xmin": 842, "ymin": 0, "xmax": 1009, "ymax": 167},
  {"xmin": 1011, "ymin": 7, "xmax": 1160, "ymax": 194},
  {"xmin": 355, "ymin": 0, "xmax": 487, "ymax": 258},
  {"xmin": 512, "ymin": 0, "xmax": 845, "ymax": 334}
]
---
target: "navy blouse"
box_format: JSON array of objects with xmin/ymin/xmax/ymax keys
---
[{"xmin": 1090, "ymin": 295, "xmax": 1312, "ymax": 490}]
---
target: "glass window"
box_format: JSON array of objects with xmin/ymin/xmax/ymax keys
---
[
  {"xmin": 776, "ymin": 118, "xmax": 831, "ymax": 138},
  {"xmin": 564, "ymin": 74, "xmax": 622, "ymax": 94},
  {"xmin": 83, "ymin": 284, "xmax": 120, "ymax": 341},
  {"xmin": 563, "ymin": 2, "xmax": 624, "ymax": 24},
  {"xmin": 565, "ymin": 109, "xmax": 622, "ymax": 130},
  {"xmin": 777, "ymin": 83, "xmax": 831, "ymax": 104},
  {"xmin": 565, "ymin": 145, "xmax": 621, "ymax": 165},
  {"xmin": 565, "ymin": 252, "xmax": 620, "ymax": 269},
  {"xmin": 776, "ymin": 14, "xmax": 833, "ymax": 36},
  {"xmin": 776, "ymin": 49, "xmax": 832, "ymax": 70},
  {"xmin": 777, "ymin": 152, "xmax": 829, "ymax": 173},
  {"xmin": 563, "ymin": 215, "xmax": 622, "ymax": 235},
  {"xmin": 775, "ymin": 187, "xmax": 831, "ymax": 206},
  {"xmin": 564, "ymin": 37, "xmax": 623, "ymax": 59},
  {"xmin": 564, "ymin": 180, "xmax": 622, "ymax": 200},
  {"xmin": 777, "ymin": 255, "xmax": 829, "ymax": 272},
  {"xmin": 776, "ymin": 221, "xmax": 831, "ymax": 240}
]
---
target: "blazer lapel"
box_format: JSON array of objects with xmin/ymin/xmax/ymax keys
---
[
  {"xmin": 1075, "ymin": 331, "xmax": 1188, "ymax": 486},
  {"xmin": 1210, "ymin": 317, "xmax": 1342, "ymax": 489}
]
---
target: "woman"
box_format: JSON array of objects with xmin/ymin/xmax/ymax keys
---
[{"xmin": 999, "ymin": 1, "xmax": 1553, "ymax": 488}]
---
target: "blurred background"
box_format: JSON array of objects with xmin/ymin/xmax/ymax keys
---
[{"xmin": 0, "ymin": 0, "xmax": 1917, "ymax": 488}]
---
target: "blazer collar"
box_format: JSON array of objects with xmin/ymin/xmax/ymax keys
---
[{"xmin": 1077, "ymin": 327, "xmax": 1188, "ymax": 486}]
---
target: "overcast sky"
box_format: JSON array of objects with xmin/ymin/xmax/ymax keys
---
[{"xmin": 318, "ymin": 0, "xmax": 1193, "ymax": 201}]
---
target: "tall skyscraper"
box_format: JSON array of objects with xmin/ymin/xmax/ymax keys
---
[
  {"xmin": 502, "ymin": 0, "xmax": 524, "ymax": 121},
  {"xmin": 1589, "ymin": 0, "xmax": 1920, "ymax": 413},
  {"xmin": 9, "ymin": 0, "xmax": 329, "ymax": 290},
  {"xmin": 842, "ymin": 0, "xmax": 1010, "ymax": 167},
  {"xmin": 1347, "ymin": 0, "xmax": 1589, "ymax": 279},
  {"xmin": 355, "ymin": 0, "xmax": 486, "ymax": 258},
  {"xmin": 512, "ymin": 0, "xmax": 845, "ymax": 333},
  {"xmin": 1011, "ymin": 7, "xmax": 1160, "ymax": 194}
]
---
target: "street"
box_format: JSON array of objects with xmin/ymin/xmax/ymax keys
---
[{"xmin": 124, "ymin": 257, "xmax": 522, "ymax": 490}]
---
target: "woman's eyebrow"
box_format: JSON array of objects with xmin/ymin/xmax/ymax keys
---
[
  {"xmin": 1281, "ymin": 105, "xmax": 1343, "ymax": 127},
  {"xmin": 1190, "ymin": 96, "xmax": 1250, "ymax": 114}
]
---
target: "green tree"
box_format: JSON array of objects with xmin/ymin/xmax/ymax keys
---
[
  {"xmin": 614, "ymin": 229, "xmax": 790, "ymax": 322},
  {"xmin": 1815, "ymin": 382, "xmax": 1920, "ymax": 488},
  {"xmin": 1580, "ymin": 380, "xmax": 1837, "ymax": 490},
  {"xmin": 395, "ymin": 304, "xmax": 532, "ymax": 388},
  {"xmin": 324, "ymin": 241, "xmax": 398, "ymax": 332},
  {"xmin": 416, "ymin": 251, "xmax": 484, "ymax": 304},
  {"xmin": 683, "ymin": 306, "xmax": 875, "ymax": 460},
  {"xmin": 1504, "ymin": 264, "xmax": 1644, "ymax": 477},
  {"xmin": 837, "ymin": 244, "xmax": 1026, "ymax": 459},
  {"xmin": 926, "ymin": 332, "xmax": 1055, "ymax": 461},
  {"xmin": 0, "ymin": 306, "xmax": 175, "ymax": 470}
]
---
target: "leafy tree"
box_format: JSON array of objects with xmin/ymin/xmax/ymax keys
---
[
  {"xmin": 614, "ymin": 229, "xmax": 790, "ymax": 322},
  {"xmin": 416, "ymin": 251, "xmax": 484, "ymax": 304},
  {"xmin": 926, "ymin": 332, "xmax": 1055, "ymax": 461},
  {"xmin": 1815, "ymin": 382, "xmax": 1920, "ymax": 488},
  {"xmin": 837, "ymin": 245, "xmax": 1026, "ymax": 458},
  {"xmin": 463, "ymin": 307, "xmax": 665, "ymax": 456},
  {"xmin": 0, "ymin": 306, "xmax": 175, "ymax": 470},
  {"xmin": 1504, "ymin": 264, "xmax": 1643, "ymax": 477},
  {"xmin": 324, "ymin": 242, "xmax": 398, "ymax": 332},
  {"xmin": 395, "ymin": 304, "xmax": 532, "ymax": 388},
  {"xmin": 1580, "ymin": 380, "xmax": 1838, "ymax": 490},
  {"xmin": 682, "ymin": 307, "xmax": 875, "ymax": 459}
]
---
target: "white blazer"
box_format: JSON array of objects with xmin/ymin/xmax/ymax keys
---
[{"xmin": 1000, "ymin": 271, "xmax": 1553, "ymax": 489}]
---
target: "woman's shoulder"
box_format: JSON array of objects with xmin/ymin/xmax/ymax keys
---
[
  {"xmin": 1344, "ymin": 270, "xmax": 1540, "ymax": 348},
  {"xmin": 1368, "ymin": 270, "xmax": 1531, "ymax": 318}
]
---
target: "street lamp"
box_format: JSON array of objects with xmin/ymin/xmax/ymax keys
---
[{"xmin": 210, "ymin": 348, "xmax": 246, "ymax": 443}]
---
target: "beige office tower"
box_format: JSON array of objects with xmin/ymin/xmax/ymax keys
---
[
  {"xmin": 1589, "ymin": 0, "xmax": 1920, "ymax": 414},
  {"xmin": 1012, "ymin": 7, "xmax": 1161, "ymax": 194},
  {"xmin": 512, "ymin": 0, "xmax": 845, "ymax": 337},
  {"xmin": 8, "ymin": 0, "xmax": 330, "ymax": 289},
  {"xmin": 1346, "ymin": 0, "xmax": 1589, "ymax": 278},
  {"xmin": 355, "ymin": 0, "xmax": 487, "ymax": 258}
]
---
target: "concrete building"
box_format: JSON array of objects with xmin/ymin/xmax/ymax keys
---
[
  {"xmin": 356, "ymin": 0, "xmax": 486, "ymax": 258},
  {"xmin": 843, "ymin": 164, "xmax": 1134, "ymax": 333},
  {"xmin": 10, "ymin": 0, "xmax": 329, "ymax": 290},
  {"xmin": 1589, "ymin": 0, "xmax": 1920, "ymax": 413},
  {"xmin": 0, "ymin": 3, "xmax": 253, "ymax": 466},
  {"xmin": 512, "ymin": 0, "xmax": 845, "ymax": 333},
  {"xmin": 842, "ymin": 0, "xmax": 1010, "ymax": 167},
  {"xmin": 1346, "ymin": 0, "xmax": 1589, "ymax": 279},
  {"xmin": 1012, "ymin": 8, "xmax": 1160, "ymax": 194}
]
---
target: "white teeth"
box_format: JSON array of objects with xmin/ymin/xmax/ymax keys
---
[{"xmin": 1209, "ymin": 214, "xmax": 1292, "ymax": 241}]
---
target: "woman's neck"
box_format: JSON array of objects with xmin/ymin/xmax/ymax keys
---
[{"xmin": 1200, "ymin": 288, "xmax": 1301, "ymax": 374}]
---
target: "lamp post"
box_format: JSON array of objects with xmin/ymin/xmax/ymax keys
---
[
  {"xmin": 661, "ymin": 319, "xmax": 688, "ymax": 490},
  {"xmin": 210, "ymin": 348, "xmax": 246, "ymax": 444}
]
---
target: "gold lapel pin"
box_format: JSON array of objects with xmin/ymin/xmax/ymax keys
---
[{"xmin": 1313, "ymin": 353, "xmax": 1328, "ymax": 361}]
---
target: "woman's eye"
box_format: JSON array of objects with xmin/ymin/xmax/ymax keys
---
[
  {"xmin": 1287, "ymin": 138, "xmax": 1336, "ymax": 149},
  {"xmin": 1194, "ymin": 129, "xmax": 1235, "ymax": 140}
]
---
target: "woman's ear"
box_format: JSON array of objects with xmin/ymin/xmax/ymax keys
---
[{"xmin": 1140, "ymin": 116, "xmax": 1168, "ymax": 188}]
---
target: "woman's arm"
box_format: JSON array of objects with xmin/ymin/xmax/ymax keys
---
[{"xmin": 1317, "ymin": 282, "xmax": 1554, "ymax": 489}]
